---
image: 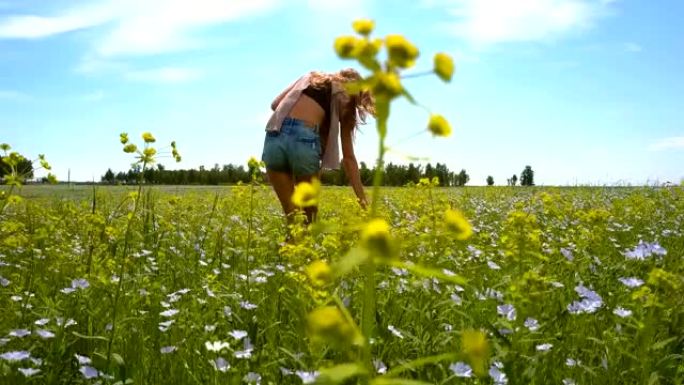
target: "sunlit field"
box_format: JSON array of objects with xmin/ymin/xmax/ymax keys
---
[{"xmin": 1, "ymin": 184, "xmax": 682, "ymax": 385}]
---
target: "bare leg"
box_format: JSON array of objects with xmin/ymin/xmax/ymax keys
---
[
  {"xmin": 295, "ymin": 173, "xmax": 320, "ymax": 224},
  {"xmin": 267, "ymin": 169, "xmax": 296, "ymax": 224}
]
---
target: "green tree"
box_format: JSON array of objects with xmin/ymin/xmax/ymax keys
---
[
  {"xmin": 486, "ymin": 175, "xmax": 494, "ymax": 186},
  {"xmin": 359, "ymin": 162, "xmax": 372, "ymax": 186},
  {"xmin": 455, "ymin": 169, "xmax": 469, "ymax": 186},
  {"xmin": 0, "ymin": 154, "xmax": 34, "ymax": 181},
  {"xmin": 520, "ymin": 165, "xmax": 534, "ymax": 186},
  {"xmin": 510, "ymin": 174, "xmax": 518, "ymax": 186},
  {"xmin": 101, "ymin": 168, "xmax": 115, "ymax": 184}
]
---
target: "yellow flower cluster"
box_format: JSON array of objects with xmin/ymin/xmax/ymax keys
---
[
  {"xmin": 292, "ymin": 178, "xmax": 321, "ymax": 208},
  {"xmin": 307, "ymin": 306, "xmax": 355, "ymax": 345},
  {"xmin": 334, "ymin": 19, "xmax": 455, "ymax": 140},
  {"xmin": 444, "ymin": 208, "xmax": 473, "ymax": 240},
  {"xmin": 306, "ymin": 260, "xmax": 332, "ymax": 288},
  {"xmin": 361, "ymin": 218, "xmax": 396, "ymax": 260},
  {"xmin": 461, "ymin": 329, "xmax": 490, "ymax": 377}
]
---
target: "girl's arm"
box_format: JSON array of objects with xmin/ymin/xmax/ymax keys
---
[{"xmin": 340, "ymin": 120, "xmax": 368, "ymax": 208}]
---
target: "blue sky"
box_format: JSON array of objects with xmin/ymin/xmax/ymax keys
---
[{"xmin": 1, "ymin": 0, "xmax": 682, "ymax": 185}]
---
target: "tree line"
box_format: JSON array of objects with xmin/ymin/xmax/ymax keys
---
[
  {"xmin": 100, "ymin": 162, "xmax": 476, "ymax": 187},
  {"xmin": 100, "ymin": 162, "xmax": 535, "ymax": 186}
]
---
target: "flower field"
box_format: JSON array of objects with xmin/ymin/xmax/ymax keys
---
[{"xmin": 0, "ymin": 184, "xmax": 682, "ymax": 384}]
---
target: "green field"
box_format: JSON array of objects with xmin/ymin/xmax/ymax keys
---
[{"xmin": 0, "ymin": 185, "xmax": 682, "ymax": 385}]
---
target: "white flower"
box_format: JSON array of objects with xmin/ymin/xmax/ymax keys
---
[
  {"xmin": 0, "ymin": 276, "xmax": 9, "ymax": 287},
  {"xmin": 613, "ymin": 307, "xmax": 633, "ymax": 318},
  {"xmin": 240, "ymin": 301, "xmax": 257, "ymax": 310},
  {"xmin": 497, "ymin": 304, "xmax": 516, "ymax": 321},
  {"xmin": 295, "ymin": 370, "xmax": 319, "ymax": 384},
  {"xmin": 75, "ymin": 354, "xmax": 91, "ymax": 365},
  {"xmin": 487, "ymin": 260, "xmax": 501, "ymax": 270},
  {"xmin": 618, "ymin": 277, "xmax": 644, "ymax": 288},
  {"xmin": 205, "ymin": 341, "xmax": 230, "ymax": 352},
  {"xmin": 567, "ymin": 285, "xmax": 603, "ymax": 314},
  {"xmin": 71, "ymin": 278, "xmax": 89, "ymax": 289},
  {"xmin": 566, "ymin": 358, "xmax": 578, "ymax": 367},
  {"xmin": 387, "ymin": 325, "xmax": 404, "ymax": 339},
  {"xmin": 159, "ymin": 320, "xmax": 175, "ymax": 332},
  {"xmin": 160, "ymin": 346, "xmax": 176, "ymax": 354},
  {"xmin": 79, "ymin": 365, "xmax": 99, "ymax": 379},
  {"xmin": 36, "ymin": 329, "xmax": 55, "ymax": 339},
  {"xmin": 34, "ymin": 318, "xmax": 49, "ymax": 326},
  {"xmin": 229, "ymin": 330, "xmax": 248, "ymax": 340},
  {"xmin": 560, "ymin": 247, "xmax": 574, "ymax": 261},
  {"xmin": 0, "ymin": 351, "xmax": 31, "ymax": 362},
  {"xmin": 212, "ymin": 357, "xmax": 230, "ymax": 372},
  {"xmin": 562, "ymin": 379, "xmax": 576, "ymax": 385},
  {"xmin": 373, "ymin": 359, "xmax": 387, "ymax": 374},
  {"xmin": 449, "ymin": 361, "xmax": 473, "ymax": 378},
  {"xmin": 160, "ymin": 309, "xmax": 179, "ymax": 318},
  {"xmin": 489, "ymin": 361, "xmax": 508, "ymax": 384},
  {"xmin": 536, "ymin": 343, "xmax": 553, "ymax": 352},
  {"xmin": 234, "ymin": 349, "xmax": 253, "ymax": 359},
  {"xmin": 243, "ymin": 372, "xmax": 261, "ymax": 384},
  {"xmin": 56, "ymin": 318, "xmax": 77, "ymax": 328},
  {"xmin": 9, "ymin": 329, "xmax": 31, "ymax": 338},
  {"xmin": 18, "ymin": 367, "xmax": 41, "ymax": 377},
  {"xmin": 524, "ymin": 317, "xmax": 540, "ymax": 331}
]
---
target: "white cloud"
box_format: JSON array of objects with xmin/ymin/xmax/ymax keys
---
[
  {"xmin": 648, "ymin": 136, "xmax": 684, "ymax": 151},
  {"xmin": 623, "ymin": 42, "xmax": 642, "ymax": 52},
  {"xmin": 0, "ymin": 0, "xmax": 279, "ymax": 55},
  {"xmin": 96, "ymin": 0, "xmax": 279, "ymax": 56},
  {"xmin": 124, "ymin": 67, "xmax": 202, "ymax": 84},
  {"xmin": 428, "ymin": 0, "xmax": 614, "ymax": 45},
  {"xmin": 0, "ymin": 5, "xmax": 115, "ymax": 39}
]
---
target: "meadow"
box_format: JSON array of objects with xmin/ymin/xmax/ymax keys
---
[{"xmin": 0, "ymin": 183, "xmax": 682, "ymax": 385}]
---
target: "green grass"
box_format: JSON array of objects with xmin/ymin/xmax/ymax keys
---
[{"xmin": 0, "ymin": 185, "xmax": 682, "ymax": 385}]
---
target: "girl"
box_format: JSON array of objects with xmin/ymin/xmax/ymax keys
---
[{"xmin": 262, "ymin": 68, "xmax": 374, "ymax": 223}]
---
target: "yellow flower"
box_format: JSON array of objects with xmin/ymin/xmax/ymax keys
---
[
  {"xmin": 433, "ymin": 52, "xmax": 455, "ymax": 82},
  {"xmin": 292, "ymin": 178, "xmax": 321, "ymax": 207},
  {"xmin": 123, "ymin": 144, "xmax": 137, "ymax": 153},
  {"xmin": 334, "ymin": 35, "xmax": 361, "ymax": 59},
  {"xmin": 428, "ymin": 114, "xmax": 452, "ymax": 137},
  {"xmin": 306, "ymin": 260, "xmax": 333, "ymax": 287},
  {"xmin": 461, "ymin": 329, "xmax": 490, "ymax": 377},
  {"xmin": 142, "ymin": 132, "xmax": 156, "ymax": 143},
  {"xmin": 247, "ymin": 156, "xmax": 261, "ymax": 170},
  {"xmin": 444, "ymin": 209, "xmax": 473, "ymax": 240},
  {"xmin": 120, "ymin": 133, "xmax": 129, "ymax": 144},
  {"xmin": 355, "ymin": 39, "xmax": 382, "ymax": 71},
  {"xmin": 385, "ymin": 34, "xmax": 419, "ymax": 68},
  {"xmin": 307, "ymin": 306, "xmax": 354, "ymax": 345},
  {"xmin": 361, "ymin": 218, "xmax": 395, "ymax": 259},
  {"xmin": 352, "ymin": 19, "xmax": 375, "ymax": 36},
  {"xmin": 371, "ymin": 71, "xmax": 403, "ymax": 99},
  {"xmin": 143, "ymin": 147, "xmax": 157, "ymax": 157}
]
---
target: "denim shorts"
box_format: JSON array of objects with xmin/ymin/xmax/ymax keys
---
[{"xmin": 261, "ymin": 117, "xmax": 321, "ymax": 176}]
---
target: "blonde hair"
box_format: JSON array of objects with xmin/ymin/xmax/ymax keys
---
[{"xmin": 309, "ymin": 68, "xmax": 375, "ymax": 127}]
